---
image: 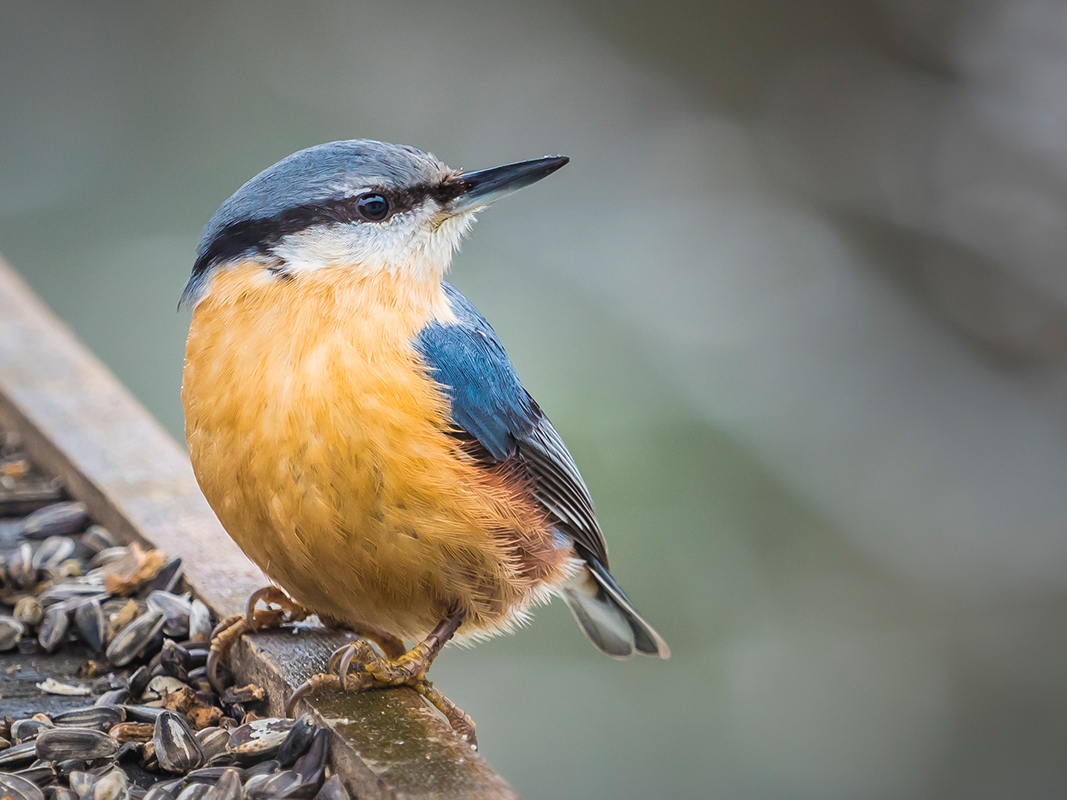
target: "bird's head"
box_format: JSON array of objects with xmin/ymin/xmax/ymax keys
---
[{"xmin": 181, "ymin": 139, "xmax": 568, "ymax": 306}]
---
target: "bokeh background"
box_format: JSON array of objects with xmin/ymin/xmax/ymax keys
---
[{"xmin": 4, "ymin": 1, "xmax": 1067, "ymax": 797}]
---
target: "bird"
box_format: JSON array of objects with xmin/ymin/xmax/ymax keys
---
[{"xmin": 180, "ymin": 139, "xmax": 669, "ymax": 745}]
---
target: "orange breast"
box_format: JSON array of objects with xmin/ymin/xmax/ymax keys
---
[{"xmin": 181, "ymin": 263, "xmax": 571, "ymax": 641}]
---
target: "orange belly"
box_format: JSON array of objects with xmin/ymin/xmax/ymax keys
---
[{"xmin": 182, "ymin": 264, "xmax": 571, "ymax": 641}]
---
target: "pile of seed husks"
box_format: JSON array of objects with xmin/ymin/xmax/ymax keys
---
[
  {"xmin": 0, "ymin": 447, "xmax": 345, "ymax": 800},
  {"xmin": 0, "ymin": 711, "xmax": 343, "ymax": 800}
]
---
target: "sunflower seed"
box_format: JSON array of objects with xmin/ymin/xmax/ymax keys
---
[
  {"xmin": 244, "ymin": 759, "xmax": 281, "ymax": 777},
  {"xmin": 226, "ymin": 718, "xmax": 294, "ymax": 762},
  {"xmin": 80, "ymin": 524, "xmax": 116, "ymax": 554},
  {"xmin": 103, "ymin": 599, "xmax": 140, "ymax": 638},
  {"xmin": 38, "ymin": 606, "xmax": 71, "ymax": 652},
  {"xmin": 140, "ymin": 741, "xmax": 159, "ymax": 773},
  {"xmin": 55, "ymin": 558, "xmax": 83, "ymax": 579},
  {"xmin": 188, "ymin": 601, "xmax": 212, "ymax": 643},
  {"xmin": 246, "ymin": 769, "xmax": 317, "ymax": 800},
  {"xmin": 53, "ymin": 787, "xmax": 80, "ymax": 800},
  {"xmin": 143, "ymin": 675, "xmax": 189, "ymax": 702},
  {"xmin": 145, "ymin": 559, "xmax": 183, "ymax": 595},
  {"xmin": 10, "ymin": 717, "xmax": 54, "ymax": 742},
  {"xmin": 184, "ymin": 766, "xmax": 247, "ymax": 786},
  {"xmin": 313, "ymin": 775, "xmax": 347, "ymax": 800},
  {"xmin": 53, "ymin": 706, "xmax": 125, "ymax": 731},
  {"xmin": 91, "ymin": 547, "xmax": 130, "ymax": 569},
  {"xmin": 11, "ymin": 542, "xmax": 37, "ymax": 587},
  {"xmin": 0, "ymin": 614, "xmax": 26, "ymax": 650},
  {"xmin": 13, "ymin": 763, "xmax": 57, "ymax": 788},
  {"xmin": 39, "ymin": 583, "xmax": 107, "ymax": 606},
  {"xmin": 203, "ymin": 768, "xmax": 242, "ymax": 800},
  {"xmin": 276, "ymin": 716, "xmax": 315, "ymax": 767},
  {"xmin": 14, "ymin": 596, "xmax": 44, "ymax": 627},
  {"xmin": 85, "ymin": 768, "xmax": 128, "ymax": 800},
  {"xmin": 68, "ymin": 771, "xmax": 97, "ymax": 797},
  {"xmin": 174, "ymin": 785, "xmax": 209, "ymax": 800},
  {"xmin": 106, "ymin": 609, "xmax": 165, "ymax": 667},
  {"xmin": 115, "ymin": 741, "xmax": 143, "ymax": 763},
  {"xmin": 122, "ymin": 665, "xmax": 150, "ymax": 698},
  {"xmin": 55, "ymin": 757, "xmax": 90, "ymax": 778},
  {"xmin": 121, "ymin": 705, "xmax": 167, "ymax": 724},
  {"xmin": 74, "ymin": 598, "xmax": 106, "ymax": 652},
  {"xmin": 142, "ymin": 784, "xmax": 177, "ymax": 800},
  {"xmin": 96, "ymin": 689, "xmax": 132, "ymax": 706},
  {"xmin": 0, "ymin": 740, "xmax": 40, "ymax": 767},
  {"xmin": 195, "ymin": 728, "xmax": 230, "ymax": 761},
  {"xmin": 146, "ymin": 592, "xmax": 192, "ymax": 638},
  {"xmin": 35, "ymin": 727, "xmax": 120, "ymax": 761},
  {"xmin": 153, "ymin": 711, "xmax": 203, "ymax": 773},
  {"xmin": 160, "ymin": 639, "xmax": 190, "ymax": 681},
  {"xmin": 19, "ymin": 502, "xmax": 89, "ymax": 539},
  {"xmin": 182, "ymin": 639, "xmax": 210, "ymax": 659},
  {"xmin": 0, "ymin": 772, "xmax": 46, "ymax": 800},
  {"xmin": 32, "ymin": 536, "xmax": 77, "ymax": 570},
  {"xmin": 186, "ymin": 668, "xmax": 211, "ymax": 694},
  {"xmin": 291, "ymin": 729, "xmax": 327, "ymax": 788},
  {"xmin": 241, "ymin": 776, "xmax": 269, "ymax": 795}
]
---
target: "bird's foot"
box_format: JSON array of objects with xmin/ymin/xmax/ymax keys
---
[
  {"xmin": 207, "ymin": 586, "xmax": 310, "ymax": 691},
  {"xmin": 285, "ymin": 611, "xmax": 476, "ymax": 748},
  {"xmin": 330, "ymin": 637, "xmax": 432, "ymax": 685}
]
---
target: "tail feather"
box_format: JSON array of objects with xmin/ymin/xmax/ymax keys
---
[{"xmin": 563, "ymin": 561, "xmax": 670, "ymax": 659}]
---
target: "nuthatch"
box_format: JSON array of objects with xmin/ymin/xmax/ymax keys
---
[{"xmin": 181, "ymin": 140, "xmax": 669, "ymax": 745}]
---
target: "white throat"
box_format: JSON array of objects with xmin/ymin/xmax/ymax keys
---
[{"xmin": 270, "ymin": 208, "xmax": 475, "ymax": 281}]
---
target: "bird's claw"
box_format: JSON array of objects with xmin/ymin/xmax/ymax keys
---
[
  {"xmin": 286, "ymin": 638, "xmax": 477, "ymax": 749},
  {"xmin": 207, "ymin": 614, "xmax": 252, "ymax": 693},
  {"xmin": 415, "ymin": 679, "xmax": 478, "ymax": 749},
  {"xmin": 245, "ymin": 585, "xmax": 309, "ymax": 630},
  {"xmin": 328, "ymin": 638, "xmax": 427, "ymax": 685},
  {"xmin": 207, "ymin": 586, "xmax": 309, "ymax": 693}
]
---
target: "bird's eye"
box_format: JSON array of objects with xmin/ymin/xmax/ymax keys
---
[{"xmin": 356, "ymin": 193, "xmax": 390, "ymax": 222}]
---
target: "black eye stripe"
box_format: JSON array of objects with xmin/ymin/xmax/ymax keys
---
[
  {"xmin": 190, "ymin": 176, "xmax": 471, "ymax": 285},
  {"xmin": 391, "ymin": 177, "xmax": 467, "ymax": 210}
]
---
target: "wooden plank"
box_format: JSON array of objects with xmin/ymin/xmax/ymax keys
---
[{"xmin": 0, "ymin": 256, "xmax": 519, "ymax": 800}]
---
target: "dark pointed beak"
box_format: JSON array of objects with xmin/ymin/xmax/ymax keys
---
[{"xmin": 450, "ymin": 155, "xmax": 569, "ymax": 215}]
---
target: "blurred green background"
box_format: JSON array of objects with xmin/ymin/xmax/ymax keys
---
[{"xmin": 5, "ymin": 1, "xmax": 1067, "ymax": 797}]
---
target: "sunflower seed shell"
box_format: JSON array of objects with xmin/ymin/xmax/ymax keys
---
[
  {"xmin": 0, "ymin": 772, "xmax": 46, "ymax": 800},
  {"xmin": 52, "ymin": 705, "xmax": 125, "ymax": 731},
  {"xmin": 38, "ymin": 606, "xmax": 71, "ymax": 652},
  {"xmin": 153, "ymin": 711, "xmax": 203, "ymax": 773},
  {"xmin": 19, "ymin": 502, "xmax": 89, "ymax": 539},
  {"xmin": 35, "ymin": 727, "xmax": 120, "ymax": 761},
  {"xmin": 106, "ymin": 609, "xmax": 165, "ymax": 667}
]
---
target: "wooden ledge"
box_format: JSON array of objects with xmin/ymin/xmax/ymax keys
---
[{"xmin": 0, "ymin": 256, "xmax": 519, "ymax": 800}]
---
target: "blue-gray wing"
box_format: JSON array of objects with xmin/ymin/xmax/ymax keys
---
[{"xmin": 414, "ymin": 282, "xmax": 610, "ymax": 566}]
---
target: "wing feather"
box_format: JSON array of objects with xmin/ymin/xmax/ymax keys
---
[{"xmin": 415, "ymin": 282, "xmax": 610, "ymax": 566}]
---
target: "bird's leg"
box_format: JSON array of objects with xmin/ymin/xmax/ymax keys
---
[
  {"xmin": 286, "ymin": 610, "xmax": 477, "ymax": 748},
  {"xmin": 208, "ymin": 585, "xmax": 310, "ymax": 691}
]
